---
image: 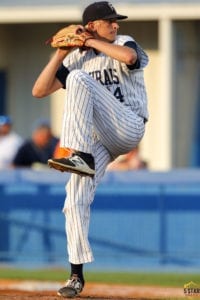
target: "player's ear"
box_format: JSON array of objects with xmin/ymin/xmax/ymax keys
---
[{"xmin": 85, "ymin": 22, "xmax": 95, "ymax": 32}]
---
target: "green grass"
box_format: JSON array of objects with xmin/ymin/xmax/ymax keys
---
[
  {"xmin": 0, "ymin": 267, "xmax": 200, "ymax": 288},
  {"xmin": 86, "ymin": 271, "xmax": 200, "ymax": 287}
]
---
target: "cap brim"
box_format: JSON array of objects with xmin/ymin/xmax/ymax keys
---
[{"xmin": 103, "ymin": 14, "xmax": 128, "ymax": 21}]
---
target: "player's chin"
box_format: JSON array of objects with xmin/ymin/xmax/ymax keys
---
[
  {"xmin": 107, "ymin": 35, "xmax": 116, "ymax": 43},
  {"xmin": 110, "ymin": 33, "xmax": 117, "ymax": 42}
]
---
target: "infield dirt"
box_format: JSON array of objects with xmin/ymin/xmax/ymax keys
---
[{"xmin": 0, "ymin": 280, "xmax": 185, "ymax": 299}]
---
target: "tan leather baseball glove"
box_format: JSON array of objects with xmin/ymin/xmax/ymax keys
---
[{"xmin": 46, "ymin": 25, "xmax": 93, "ymax": 48}]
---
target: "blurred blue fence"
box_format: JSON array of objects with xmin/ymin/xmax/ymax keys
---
[{"xmin": 0, "ymin": 169, "xmax": 200, "ymax": 272}]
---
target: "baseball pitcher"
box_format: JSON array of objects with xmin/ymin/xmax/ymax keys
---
[{"xmin": 32, "ymin": 1, "xmax": 149, "ymax": 298}]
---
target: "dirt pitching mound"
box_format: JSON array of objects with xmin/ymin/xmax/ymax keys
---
[{"xmin": 0, "ymin": 279, "xmax": 184, "ymax": 299}]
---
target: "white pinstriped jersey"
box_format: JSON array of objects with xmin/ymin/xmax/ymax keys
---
[{"xmin": 61, "ymin": 35, "xmax": 149, "ymax": 121}]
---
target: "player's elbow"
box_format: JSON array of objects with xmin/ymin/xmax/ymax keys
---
[
  {"xmin": 124, "ymin": 47, "xmax": 138, "ymax": 65},
  {"xmin": 32, "ymin": 90, "xmax": 44, "ymax": 99},
  {"xmin": 125, "ymin": 53, "xmax": 137, "ymax": 65},
  {"xmin": 32, "ymin": 86, "xmax": 46, "ymax": 98}
]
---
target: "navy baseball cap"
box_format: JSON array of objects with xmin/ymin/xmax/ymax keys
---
[
  {"xmin": 0, "ymin": 115, "xmax": 12, "ymax": 126},
  {"xmin": 82, "ymin": 2, "xmax": 128, "ymax": 26}
]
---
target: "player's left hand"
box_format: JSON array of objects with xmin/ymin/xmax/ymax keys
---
[{"xmin": 46, "ymin": 24, "xmax": 94, "ymax": 49}]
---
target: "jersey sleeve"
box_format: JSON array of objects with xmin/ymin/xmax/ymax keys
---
[
  {"xmin": 56, "ymin": 63, "xmax": 70, "ymax": 88},
  {"xmin": 116, "ymin": 35, "xmax": 149, "ymax": 69},
  {"xmin": 124, "ymin": 40, "xmax": 140, "ymax": 70}
]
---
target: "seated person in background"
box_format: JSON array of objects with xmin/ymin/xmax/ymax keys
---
[
  {"xmin": 107, "ymin": 145, "xmax": 148, "ymax": 171},
  {"xmin": 13, "ymin": 119, "xmax": 57, "ymax": 168},
  {"xmin": 0, "ymin": 115, "xmax": 23, "ymax": 169}
]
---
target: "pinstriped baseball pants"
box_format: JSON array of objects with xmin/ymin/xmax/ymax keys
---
[{"xmin": 60, "ymin": 70, "xmax": 145, "ymax": 264}]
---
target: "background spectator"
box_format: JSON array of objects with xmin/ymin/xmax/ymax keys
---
[
  {"xmin": 12, "ymin": 119, "xmax": 58, "ymax": 169},
  {"xmin": 107, "ymin": 146, "xmax": 148, "ymax": 171},
  {"xmin": 0, "ymin": 115, "xmax": 23, "ymax": 169}
]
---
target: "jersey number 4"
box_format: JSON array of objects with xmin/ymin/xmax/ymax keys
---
[{"xmin": 114, "ymin": 87, "xmax": 124, "ymax": 102}]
